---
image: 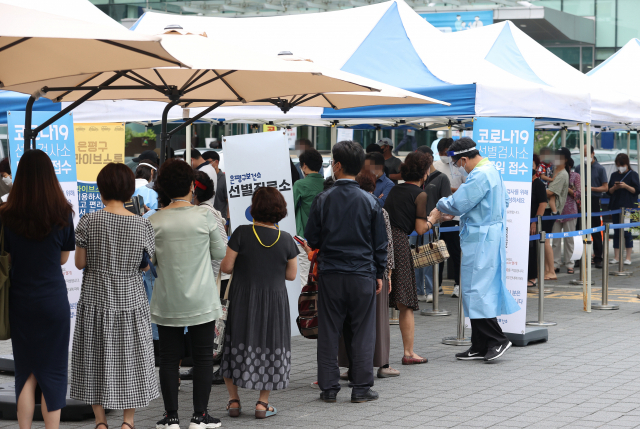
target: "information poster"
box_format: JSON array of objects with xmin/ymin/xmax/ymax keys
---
[
  {"xmin": 7, "ymin": 111, "xmax": 82, "ymax": 346},
  {"xmin": 223, "ymin": 131, "xmax": 300, "ymax": 336},
  {"xmin": 74, "ymin": 123, "xmax": 125, "ymax": 216},
  {"xmin": 471, "ymin": 117, "xmax": 534, "ymax": 334}
]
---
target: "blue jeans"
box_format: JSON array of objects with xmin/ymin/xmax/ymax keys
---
[
  {"xmin": 410, "ymin": 236, "xmax": 433, "ymax": 296},
  {"xmin": 415, "ymin": 266, "xmax": 433, "ymax": 296}
]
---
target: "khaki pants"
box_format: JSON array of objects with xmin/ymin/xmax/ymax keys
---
[
  {"xmin": 552, "ymin": 219, "xmax": 577, "ymax": 270},
  {"xmin": 296, "ymin": 242, "xmax": 311, "ymax": 288}
]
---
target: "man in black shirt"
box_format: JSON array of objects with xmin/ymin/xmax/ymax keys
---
[{"xmin": 305, "ymin": 140, "xmax": 387, "ymax": 404}]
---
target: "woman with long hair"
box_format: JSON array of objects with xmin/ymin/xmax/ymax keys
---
[
  {"xmin": 0, "ymin": 150, "xmax": 75, "ymax": 429},
  {"xmin": 71, "ymin": 163, "xmax": 159, "ymax": 429}
]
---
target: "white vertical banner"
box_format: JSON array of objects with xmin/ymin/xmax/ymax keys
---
[
  {"xmin": 222, "ymin": 130, "xmax": 301, "ymax": 336},
  {"xmin": 469, "ymin": 117, "xmax": 535, "ymax": 335}
]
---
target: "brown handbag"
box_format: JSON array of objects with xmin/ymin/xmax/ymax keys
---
[
  {"xmin": 296, "ymin": 252, "xmax": 319, "ymax": 339},
  {"xmin": 411, "ymin": 229, "xmax": 449, "ymax": 268}
]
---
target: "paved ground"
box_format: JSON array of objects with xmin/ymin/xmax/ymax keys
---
[{"xmin": 1, "ymin": 240, "xmax": 640, "ymax": 429}]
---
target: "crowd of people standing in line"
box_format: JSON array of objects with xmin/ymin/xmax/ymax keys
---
[
  {"xmin": 7, "ymin": 131, "xmax": 638, "ymax": 429},
  {"xmin": 527, "ymin": 145, "xmax": 640, "ymax": 288}
]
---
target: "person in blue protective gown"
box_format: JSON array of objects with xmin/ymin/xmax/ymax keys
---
[{"xmin": 433, "ymin": 137, "xmax": 520, "ymax": 362}]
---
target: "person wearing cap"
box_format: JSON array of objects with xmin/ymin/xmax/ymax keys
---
[
  {"xmin": 433, "ymin": 137, "xmax": 520, "ymax": 362},
  {"xmin": 133, "ymin": 150, "xmax": 160, "ymax": 166},
  {"xmin": 379, "ymin": 138, "xmax": 402, "ymax": 184}
]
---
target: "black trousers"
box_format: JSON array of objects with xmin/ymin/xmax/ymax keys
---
[
  {"xmin": 590, "ymin": 197, "xmax": 603, "ymax": 263},
  {"xmin": 470, "ymin": 318, "xmax": 508, "ymax": 353},
  {"xmin": 439, "ymin": 220, "xmax": 461, "ymax": 286},
  {"xmin": 317, "ymin": 273, "xmax": 376, "ymax": 395},
  {"xmin": 158, "ymin": 320, "xmax": 215, "ymax": 414}
]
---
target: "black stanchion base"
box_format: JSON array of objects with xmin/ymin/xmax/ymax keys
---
[
  {"xmin": 0, "ymin": 355, "xmax": 14, "ymax": 373},
  {"xmin": 0, "ymin": 383, "xmax": 101, "ymax": 421},
  {"xmin": 506, "ymin": 326, "xmax": 548, "ymax": 347}
]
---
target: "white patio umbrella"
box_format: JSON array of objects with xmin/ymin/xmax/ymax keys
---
[
  {"xmin": 3, "ymin": 30, "xmax": 448, "ymax": 161},
  {"xmin": 0, "ymin": 0, "xmax": 186, "ymax": 88}
]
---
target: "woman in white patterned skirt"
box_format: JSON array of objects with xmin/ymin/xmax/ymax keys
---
[{"xmin": 72, "ymin": 163, "xmax": 158, "ymax": 429}]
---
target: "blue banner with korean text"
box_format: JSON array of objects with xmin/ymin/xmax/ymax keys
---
[{"xmin": 471, "ymin": 117, "xmax": 534, "ymax": 335}]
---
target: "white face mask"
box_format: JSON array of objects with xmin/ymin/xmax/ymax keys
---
[
  {"xmin": 2, "ymin": 177, "xmax": 11, "ymax": 186},
  {"xmin": 440, "ymin": 156, "xmax": 451, "ymax": 164},
  {"xmin": 618, "ymin": 166, "xmax": 628, "ymax": 174},
  {"xmin": 331, "ymin": 164, "xmax": 337, "ymax": 181},
  {"xmin": 457, "ymin": 160, "xmax": 469, "ymax": 178}
]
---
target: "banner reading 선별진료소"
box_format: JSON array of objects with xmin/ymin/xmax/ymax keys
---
[
  {"xmin": 7, "ymin": 111, "xmax": 82, "ymax": 349},
  {"xmin": 223, "ymin": 131, "xmax": 301, "ymax": 336},
  {"xmin": 472, "ymin": 117, "xmax": 534, "ymax": 335},
  {"xmin": 74, "ymin": 123, "xmax": 125, "ymax": 216}
]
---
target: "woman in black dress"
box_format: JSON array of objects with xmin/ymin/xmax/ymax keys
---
[
  {"xmin": 384, "ymin": 152, "xmax": 440, "ymax": 365},
  {"xmin": 529, "ymin": 155, "xmax": 549, "ymax": 287},
  {"xmin": 220, "ymin": 187, "xmax": 298, "ymax": 420},
  {"xmin": 0, "ymin": 150, "xmax": 75, "ymax": 428}
]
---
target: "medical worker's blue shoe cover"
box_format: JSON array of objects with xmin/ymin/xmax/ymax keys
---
[
  {"xmin": 351, "ymin": 389, "xmax": 379, "ymax": 403},
  {"xmin": 455, "ymin": 348, "xmax": 486, "ymax": 360},
  {"xmin": 484, "ymin": 341, "xmax": 512, "ymax": 362}
]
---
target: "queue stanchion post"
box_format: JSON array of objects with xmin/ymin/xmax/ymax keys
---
[
  {"xmin": 527, "ymin": 231, "xmax": 557, "ymax": 327},
  {"xmin": 592, "ymin": 224, "xmax": 619, "ymax": 310},
  {"xmin": 442, "ymin": 254, "xmax": 471, "ymax": 346},
  {"xmin": 533, "ymin": 215, "xmax": 553, "ymax": 294},
  {"xmin": 390, "ymin": 309, "xmax": 399, "ymax": 325},
  {"xmin": 611, "ymin": 208, "xmax": 632, "ymax": 277},
  {"xmin": 570, "ymin": 211, "xmax": 595, "ymax": 286},
  {"xmin": 421, "ymin": 226, "xmax": 451, "ymax": 317}
]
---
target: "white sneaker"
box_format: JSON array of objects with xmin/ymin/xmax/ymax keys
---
[
  {"xmin": 624, "ymin": 260, "xmax": 632, "ymax": 265},
  {"xmin": 451, "ymin": 285, "xmax": 460, "ymax": 298},
  {"xmin": 610, "ymin": 259, "xmax": 619, "ymax": 264},
  {"xmin": 426, "ymin": 294, "xmax": 433, "ymax": 303},
  {"xmin": 417, "ymin": 294, "xmax": 427, "ymax": 302}
]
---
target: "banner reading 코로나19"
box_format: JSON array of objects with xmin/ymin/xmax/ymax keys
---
[
  {"xmin": 74, "ymin": 123, "xmax": 125, "ymax": 217},
  {"xmin": 472, "ymin": 117, "xmax": 534, "ymax": 335},
  {"xmin": 7, "ymin": 111, "xmax": 82, "ymax": 349}
]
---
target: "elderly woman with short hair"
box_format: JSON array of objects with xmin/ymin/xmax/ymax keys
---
[{"xmin": 221, "ymin": 187, "xmax": 299, "ymax": 420}]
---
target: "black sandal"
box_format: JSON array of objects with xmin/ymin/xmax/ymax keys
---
[
  {"xmin": 227, "ymin": 399, "xmax": 241, "ymax": 417},
  {"xmin": 121, "ymin": 423, "xmax": 134, "ymax": 429},
  {"xmin": 95, "ymin": 424, "xmax": 108, "ymax": 429}
]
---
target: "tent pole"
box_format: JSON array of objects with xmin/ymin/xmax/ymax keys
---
[
  {"xmin": 160, "ymin": 99, "xmax": 180, "ymax": 165},
  {"xmin": 561, "ymin": 127, "xmax": 567, "ymax": 148},
  {"xmin": 23, "ymin": 96, "xmax": 36, "ymax": 151},
  {"xmin": 578, "ymin": 124, "xmax": 587, "ymax": 296},
  {"xmin": 586, "ymin": 123, "xmax": 592, "ymax": 312},
  {"xmin": 627, "ymin": 131, "xmax": 631, "ymax": 157},
  {"xmin": 330, "ymin": 126, "xmax": 337, "ymax": 150},
  {"xmin": 186, "ymin": 124, "xmax": 192, "ymax": 165}
]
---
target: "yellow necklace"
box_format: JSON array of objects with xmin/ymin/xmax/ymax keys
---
[{"xmin": 253, "ymin": 221, "xmax": 280, "ymax": 248}]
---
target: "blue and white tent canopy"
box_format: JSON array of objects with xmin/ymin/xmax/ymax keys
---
[
  {"xmin": 0, "ymin": 90, "xmax": 60, "ymax": 124},
  {"xmin": 587, "ymin": 38, "xmax": 640, "ymax": 127},
  {"xmin": 73, "ymin": 0, "xmax": 592, "ymax": 124}
]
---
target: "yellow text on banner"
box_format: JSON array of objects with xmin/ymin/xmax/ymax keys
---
[{"xmin": 74, "ymin": 123, "xmax": 126, "ymax": 182}]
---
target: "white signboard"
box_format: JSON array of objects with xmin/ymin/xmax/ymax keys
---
[
  {"xmin": 337, "ymin": 128, "xmax": 354, "ymax": 142},
  {"xmin": 223, "ymin": 131, "xmax": 301, "ymax": 336}
]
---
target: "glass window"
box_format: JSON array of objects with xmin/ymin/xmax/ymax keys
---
[
  {"xmin": 582, "ymin": 46, "xmax": 594, "ymax": 72},
  {"xmin": 530, "ymin": 1, "xmax": 561, "ymax": 11},
  {"xmin": 596, "ymin": 0, "xmax": 616, "ymax": 48},
  {"xmin": 617, "ymin": 0, "xmax": 640, "ymax": 49},
  {"xmin": 563, "ymin": 0, "xmax": 595, "ymax": 16},
  {"xmin": 547, "ymin": 47, "xmax": 581, "ymax": 70}
]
